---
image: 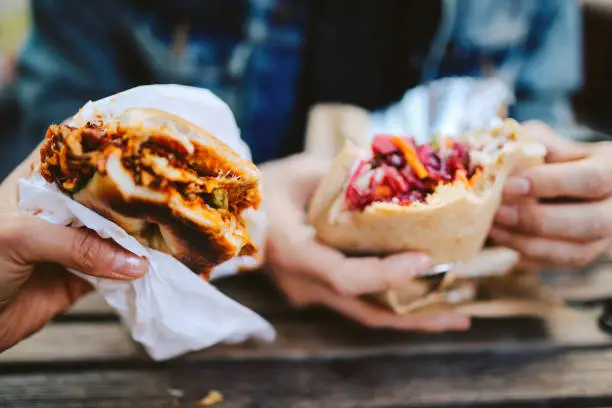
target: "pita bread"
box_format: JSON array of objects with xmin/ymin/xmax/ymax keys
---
[{"xmin": 307, "ymin": 120, "xmax": 544, "ymax": 264}]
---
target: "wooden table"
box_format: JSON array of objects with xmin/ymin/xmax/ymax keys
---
[{"xmin": 2, "ymin": 261, "xmax": 612, "ymax": 408}]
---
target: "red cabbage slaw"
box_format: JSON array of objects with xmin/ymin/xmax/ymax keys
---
[{"xmin": 345, "ymin": 135, "xmax": 481, "ymax": 211}]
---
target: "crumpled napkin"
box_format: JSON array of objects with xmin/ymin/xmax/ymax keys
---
[{"xmin": 18, "ymin": 84, "xmax": 275, "ymax": 361}]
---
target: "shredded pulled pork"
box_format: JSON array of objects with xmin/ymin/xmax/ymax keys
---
[
  {"xmin": 39, "ymin": 122, "xmax": 259, "ymax": 214},
  {"xmin": 345, "ymin": 135, "xmax": 481, "ymax": 211}
]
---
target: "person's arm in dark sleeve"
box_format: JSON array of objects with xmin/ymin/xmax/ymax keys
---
[
  {"xmin": 510, "ymin": 0, "xmax": 582, "ymax": 130},
  {"xmin": 17, "ymin": 0, "xmax": 131, "ymax": 141}
]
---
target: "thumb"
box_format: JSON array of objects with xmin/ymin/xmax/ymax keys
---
[
  {"xmin": 262, "ymin": 154, "xmax": 331, "ymax": 206},
  {"xmin": 7, "ymin": 214, "xmax": 148, "ymax": 280},
  {"xmin": 521, "ymin": 121, "xmax": 589, "ymax": 163}
]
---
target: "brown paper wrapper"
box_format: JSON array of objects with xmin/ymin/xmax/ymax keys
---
[{"xmin": 374, "ymin": 248, "xmax": 565, "ymax": 317}]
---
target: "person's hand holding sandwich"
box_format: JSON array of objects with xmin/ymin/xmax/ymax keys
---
[
  {"xmin": 261, "ymin": 154, "xmax": 472, "ymax": 331},
  {"xmin": 492, "ymin": 121, "xmax": 612, "ymax": 268},
  {"xmin": 1, "ymin": 87, "xmax": 266, "ymax": 353},
  {"xmin": 261, "ymin": 104, "xmax": 472, "ymax": 332},
  {"xmin": 0, "ymin": 149, "xmax": 149, "ymax": 352}
]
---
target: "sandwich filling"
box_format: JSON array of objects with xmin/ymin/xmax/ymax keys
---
[
  {"xmin": 345, "ymin": 135, "xmax": 484, "ymax": 211},
  {"xmin": 40, "ymin": 121, "xmax": 259, "ymax": 212}
]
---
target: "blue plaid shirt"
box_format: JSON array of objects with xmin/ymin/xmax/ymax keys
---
[{"xmin": 17, "ymin": 0, "xmax": 582, "ymax": 163}]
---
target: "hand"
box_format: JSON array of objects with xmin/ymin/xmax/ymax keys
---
[
  {"xmin": 0, "ymin": 148, "xmax": 148, "ymax": 352},
  {"xmin": 491, "ymin": 121, "xmax": 612, "ymax": 268},
  {"xmin": 261, "ymin": 154, "xmax": 470, "ymax": 332}
]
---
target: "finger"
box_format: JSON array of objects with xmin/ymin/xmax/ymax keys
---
[
  {"xmin": 489, "ymin": 227, "xmax": 610, "ymax": 268},
  {"xmin": 272, "ymin": 271, "xmax": 470, "ymax": 332},
  {"xmin": 5, "ymin": 214, "xmax": 148, "ymax": 280},
  {"xmin": 319, "ymin": 288, "xmax": 471, "ymax": 332},
  {"xmin": 0, "ymin": 265, "xmax": 92, "ymax": 352},
  {"xmin": 515, "ymin": 259, "xmax": 544, "ymax": 272},
  {"xmin": 294, "ymin": 239, "xmax": 431, "ymax": 296},
  {"xmin": 504, "ymin": 157, "xmax": 612, "ymax": 199},
  {"xmin": 494, "ymin": 199, "xmax": 612, "ymax": 242},
  {"xmin": 521, "ymin": 121, "xmax": 589, "ymax": 163}
]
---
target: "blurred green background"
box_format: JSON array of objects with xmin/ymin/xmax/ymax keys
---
[{"xmin": 0, "ymin": 0, "xmax": 29, "ymax": 87}]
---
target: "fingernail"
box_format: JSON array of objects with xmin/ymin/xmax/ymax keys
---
[
  {"xmin": 385, "ymin": 253, "xmax": 431, "ymax": 284},
  {"xmin": 489, "ymin": 227, "xmax": 511, "ymax": 244},
  {"xmin": 113, "ymin": 253, "xmax": 148, "ymax": 278},
  {"xmin": 414, "ymin": 253, "xmax": 431, "ymax": 268},
  {"xmin": 504, "ymin": 176, "xmax": 530, "ymax": 196},
  {"xmin": 407, "ymin": 253, "xmax": 432, "ymax": 277},
  {"xmin": 495, "ymin": 205, "xmax": 518, "ymax": 226}
]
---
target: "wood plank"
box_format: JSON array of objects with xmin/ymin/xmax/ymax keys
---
[
  {"xmin": 3, "ymin": 349, "xmax": 612, "ymax": 407},
  {"xmin": 0, "ymin": 323, "xmax": 141, "ymax": 363},
  {"xmin": 0, "ymin": 371, "xmax": 171, "ymax": 408},
  {"xmin": 542, "ymin": 263, "xmax": 612, "ymax": 303},
  {"xmin": 190, "ymin": 308, "xmax": 612, "ymax": 362},
  {"xmin": 3, "ymin": 306, "xmax": 612, "ymax": 364},
  {"xmin": 68, "ymin": 294, "xmax": 112, "ymax": 315}
]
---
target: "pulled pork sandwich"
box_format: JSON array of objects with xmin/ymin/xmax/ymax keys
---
[{"xmin": 40, "ymin": 108, "xmax": 261, "ymax": 278}]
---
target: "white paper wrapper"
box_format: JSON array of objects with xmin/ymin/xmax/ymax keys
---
[
  {"xmin": 369, "ymin": 77, "xmax": 514, "ymax": 143},
  {"xmin": 18, "ymin": 84, "xmax": 275, "ymax": 361}
]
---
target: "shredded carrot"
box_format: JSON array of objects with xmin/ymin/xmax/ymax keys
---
[
  {"xmin": 455, "ymin": 169, "xmax": 470, "ymax": 186},
  {"xmin": 469, "ymin": 169, "xmax": 481, "ymax": 187},
  {"xmin": 374, "ymin": 185, "xmax": 392, "ymax": 198},
  {"xmin": 391, "ymin": 136, "xmax": 428, "ymax": 179}
]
